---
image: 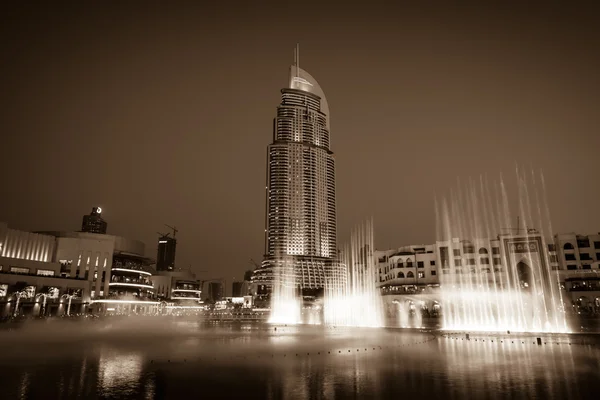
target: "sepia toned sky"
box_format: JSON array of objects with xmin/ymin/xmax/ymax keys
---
[{"xmin": 0, "ymin": 2, "xmax": 598, "ymax": 291}]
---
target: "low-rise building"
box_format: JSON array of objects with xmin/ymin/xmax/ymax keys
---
[
  {"xmin": 376, "ymin": 230, "xmax": 600, "ymax": 316},
  {"xmin": 1, "ymin": 206, "xmax": 162, "ymax": 317},
  {"xmin": 0, "ymin": 222, "xmax": 90, "ymax": 317},
  {"xmin": 151, "ymin": 268, "xmax": 203, "ymax": 313},
  {"xmin": 554, "ymin": 233, "xmax": 600, "ymax": 312}
]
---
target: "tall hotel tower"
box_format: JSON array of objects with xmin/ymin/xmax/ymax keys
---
[{"xmin": 253, "ymin": 47, "xmax": 340, "ymax": 295}]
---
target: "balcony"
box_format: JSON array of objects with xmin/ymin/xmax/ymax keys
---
[
  {"xmin": 109, "ymin": 275, "xmax": 154, "ymax": 289},
  {"xmin": 171, "ymin": 290, "xmax": 201, "ymax": 300},
  {"xmin": 112, "ymin": 267, "xmax": 152, "ymax": 276},
  {"xmin": 569, "ymin": 283, "xmax": 600, "ymax": 292}
]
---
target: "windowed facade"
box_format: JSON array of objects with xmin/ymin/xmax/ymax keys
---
[{"xmin": 257, "ymin": 63, "xmax": 339, "ymax": 291}]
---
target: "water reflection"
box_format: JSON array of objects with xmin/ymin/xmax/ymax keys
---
[
  {"xmin": 0, "ymin": 324, "xmax": 598, "ymax": 399},
  {"xmin": 441, "ymin": 335, "xmax": 596, "ymax": 399},
  {"xmin": 97, "ymin": 351, "xmax": 144, "ymax": 397}
]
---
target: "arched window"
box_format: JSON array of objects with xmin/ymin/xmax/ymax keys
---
[
  {"xmin": 407, "ymin": 271, "xmax": 414, "ymax": 278},
  {"xmin": 397, "ymin": 258, "xmax": 404, "ymax": 268},
  {"xmin": 563, "ymin": 243, "xmax": 574, "ymax": 250},
  {"xmin": 406, "ymin": 258, "xmax": 413, "ymax": 268},
  {"xmin": 478, "ymin": 248, "xmax": 488, "ymax": 254},
  {"xmin": 397, "ymin": 272, "xmax": 404, "ymax": 279}
]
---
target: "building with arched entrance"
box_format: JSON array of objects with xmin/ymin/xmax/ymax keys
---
[{"xmin": 376, "ymin": 230, "xmax": 600, "ymax": 320}]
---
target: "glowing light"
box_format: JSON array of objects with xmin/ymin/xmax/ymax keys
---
[
  {"xmin": 165, "ymin": 305, "xmax": 204, "ymax": 309},
  {"xmin": 170, "ymin": 297, "xmax": 200, "ymax": 300},
  {"xmin": 111, "ymin": 268, "xmax": 152, "ymax": 276},
  {"xmin": 171, "ymin": 289, "xmax": 201, "ymax": 293},
  {"xmin": 291, "ymin": 76, "xmax": 313, "ymax": 87},
  {"xmin": 324, "ymin": 219, "xmax": 384, "ymax": 328},
  {"xmin": 96, "ymin": 207, "xmax": 102, "ymax": 213},
  {"xmin": 90, "ymin": 299, "xmax": 161, "ymax": 305},
  {"xmin": 108, "ymin": 282, "xmax": 154, "ymax": 289},
  {"xmin": 268, "ymin": 261, "xmax": 302, "ymax": 325},
  {"xmin": 436, "ymin": 170, "xmax": 570, "ymax": 334}
]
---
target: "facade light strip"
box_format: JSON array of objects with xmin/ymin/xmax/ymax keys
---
[
  {"xmin": 166, "ymin": 305, "xmax": 205, "ymax": 309},
  {"xmin": 171, "ymin": 289, "xmax": 201, "ymax": 293},
  {"xmin": 170, "ymin": 296, "xmax": 201, "ymax": 300},
  {"xmin": 90, "ymin": 299, "xmax": 161, "ymax": 305},
  {"xmin": 108, "ymin": 282, "xmax": 155, "ymax": 289},
  {"xmin": 171, "ymin": 296, "xmax": 200, "ymax": 301},
  {"xmin": 112, "ymin": 268, "xmax": 152, "ymax": 276}
]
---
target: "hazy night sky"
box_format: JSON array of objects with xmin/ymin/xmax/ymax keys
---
[{"xmin": 1, "ymin": 2, "xmax": 598, "ymax": 290}]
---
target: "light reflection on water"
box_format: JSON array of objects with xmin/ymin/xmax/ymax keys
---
[
  {"xmin": 0, "ymin": 322, "xmax": 598, "ymax": 399},
  {"xmin": 97, "ymin": 351, "xmax": 143, "ymax": 397}
]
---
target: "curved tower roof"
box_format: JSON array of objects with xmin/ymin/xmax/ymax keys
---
[{"xmin": 288, "ymin": 65, "xmax": 330, "ymax": 130}]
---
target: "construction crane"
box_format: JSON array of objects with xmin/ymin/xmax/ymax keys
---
[{"xmin": 165, "ymin": 224, "xmax": 178, "ymax": 238}]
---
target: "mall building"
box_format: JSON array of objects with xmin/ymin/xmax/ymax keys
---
[
  {"xmin": 0, "ymin": 207, "xmax": 160, "ymax": 317},
  {"xmin": 376, "ymin": 231, "xmax": 600, "ymax": 315},
  {"xmin": 152, "ymin": 268, "xmax": 203, "ymax": 314}
]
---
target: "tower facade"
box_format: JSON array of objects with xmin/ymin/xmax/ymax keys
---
[
  {"xmin": 255, "ymin": 49, "xmax": 340, "ymax": 293},
  {"xmin": 156, "ymin": 234, "xmax": 176, "ymax": 272},
  {"xmin": 81, "ymin": 207, "xmax": 107, "ymax": 234}
]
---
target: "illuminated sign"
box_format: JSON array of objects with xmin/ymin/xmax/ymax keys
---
[{"xmin": 96, "ymin": 207, "xmax": 102, "ymax": 214}]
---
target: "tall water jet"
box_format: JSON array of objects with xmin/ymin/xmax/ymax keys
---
[
  {"xmin": 324, "ymin": 218, "xmax": 384, "ymax": 327},
  {"xmin": 436, "ymin": 168, "xmax": 569, "ymax": 333},
  {"xmin": 394, "ymin": 299, "xmax": 423, "ymax": 329},
  {"xmin": 268, "ymin": 257, "xmax": 302, "ymax": 325}
]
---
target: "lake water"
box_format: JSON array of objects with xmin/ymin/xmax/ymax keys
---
[{"xmin": 0, "ymin": 318, "xmax": 598, "ymax": 399}]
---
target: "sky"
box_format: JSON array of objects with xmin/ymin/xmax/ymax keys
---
[{"xmin": 0, "ymin": 2, "xmax": 598, "ymax": 290}]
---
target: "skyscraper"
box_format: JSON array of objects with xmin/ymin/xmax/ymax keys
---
[
  {"xmin": 254, "ymin": 47, "xmax": 339, "ymax": 295},
  {"xmin": 208, "ymin": 281, "xmax": 223, "ymax": 302},
  {"xmin": 81, "ymin": 207, "xmax": 107, "ymax": 234},
  {"xmin": 156, "ymin": 234, "xmax": 176, "ymax": 271}
]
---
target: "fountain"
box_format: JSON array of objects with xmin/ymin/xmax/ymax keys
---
[
  {"xmin": 268, "ymin": 257, "xmax": 302, "ymax": 325},
  {"xmin": 435, "ymin": 168, "xmax": 569, "ymax": 333},
  {"xmin": 394, "ymin": 299, "xmax": 423, "ymax": 329},
  {"xmin": 324, "ymin": 219, "xmax": 384, "ymax": 327}
]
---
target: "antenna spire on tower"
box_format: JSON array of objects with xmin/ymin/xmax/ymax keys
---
[{"xmin": 296, "ymin": 43, "xmax": 300, "ymax": 78}]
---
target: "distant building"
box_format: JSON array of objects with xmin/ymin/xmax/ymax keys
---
[
  {"xmin": 208, "ymin": 282, "xmax": 223, "ymax": 302},
  {"xmin": 151, "ymin": 268, "xmax": 202, "ymax": 313},
  {"xmin": 156, "ymin": 234, "xmax": 176, "ymax": 271},
  {"xmin": 232, "ymin": 281, "xmax": 243, "ymax": 297},
  {"xmin": 81, "ymin": 207, "xmax": 107, "ymax": 234},
  {"xmin": 232, "ymin": 281, "xmax": 250, "ymax": 297}
]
